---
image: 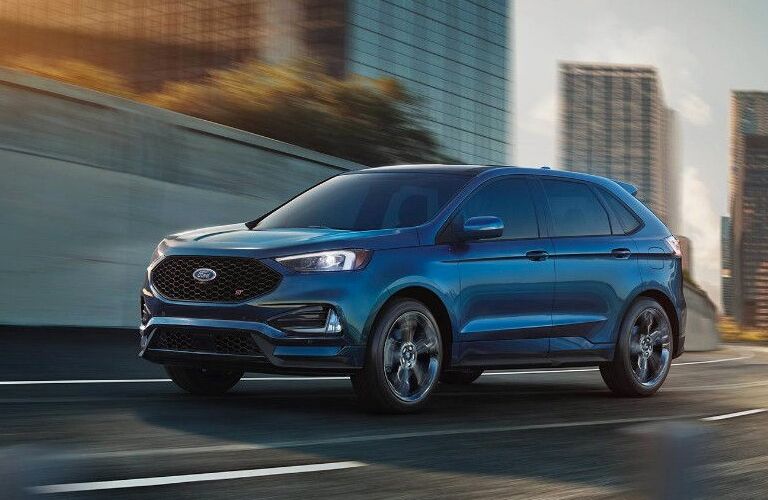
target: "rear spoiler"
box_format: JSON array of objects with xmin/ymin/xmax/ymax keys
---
[{"xmin": 615, "ymin": 180, "xmax": 638, "ymax": 197}]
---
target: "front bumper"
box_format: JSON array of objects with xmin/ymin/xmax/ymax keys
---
[
  {"xmin": 138, "ymin": 252, "xmax": 384, "ymax": 374},
  {"xmin": 140, "ymin": 317, "xmax": 364, "ymax": 374}
]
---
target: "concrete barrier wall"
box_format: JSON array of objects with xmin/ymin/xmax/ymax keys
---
[
  {"xmin": 682, "ymin": 282, "xmax": 720, "ymax": 351},
  {"xmin": 0, "ymin": 68, "xmax": 364, "ymax": 327}
]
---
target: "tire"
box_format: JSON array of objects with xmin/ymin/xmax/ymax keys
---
[
  {"xmin": 440, "ymin": 368, "xmax": 483, "ymax": 385},
  {"xmin": 165, "ymin": 365, "xmax": 243, "ymax": 395},
  {"xmin": 600, "ymin": 298, "xmax": 674, "ymax": 397},
  {"xmin": 351, "ymin": 299, "xmax": 443, "ymax": 413}
]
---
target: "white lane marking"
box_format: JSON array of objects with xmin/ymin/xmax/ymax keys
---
[
  {"xmin": 674, "ymin": 354, "xmax": 753, "ymax": 366},
  {"xmin": 31, "ymin": 461, "xmax": 366, "ymax": 494},
  {"xmin": 56, "ymin": 414, "xmax": 704, "ymax": 461},
  {"xmin": 701, "ymin": 408, "xmax": 767, "ymax": 421},
  {"xmin": 0, "ymin": 351, "xmax": 754, "ymax": 386}
]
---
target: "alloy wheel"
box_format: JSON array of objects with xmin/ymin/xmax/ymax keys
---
[
  {"xmin": 383, "ymin": 311, "xmax": 441, "ymax": 403},
  {"xmin": 629, "ymin": 308, "xmax": 671, "ymax": 387}
]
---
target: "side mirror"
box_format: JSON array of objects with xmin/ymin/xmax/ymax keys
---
[{"xmin": 457, "ymin": 216, "xmax": 504, "ymax": 241}]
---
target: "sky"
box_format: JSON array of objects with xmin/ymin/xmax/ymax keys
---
[{"xmin": 513, "ymin": 0, "xmax": 768, "ymax": 307}]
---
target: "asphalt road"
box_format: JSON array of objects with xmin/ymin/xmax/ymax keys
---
[{"xmin": 1, "ymin": 330, "xmax": 767, "ymax": 499}]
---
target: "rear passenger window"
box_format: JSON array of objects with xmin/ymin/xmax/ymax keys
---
[
  {"xmin": 541, "ymin": 180, "xmax": 611, "ymax": 237},
  {"xmin": 457, "ymin": 177, "xmax": 539, "ymax": 239},
  {"xmin": 600, "ymin": 189, "xmax": 642, "ymax": 234}
]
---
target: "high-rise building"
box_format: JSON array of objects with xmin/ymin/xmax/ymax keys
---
[
  {"xmin": 0, "ymin": 0, "xmax": 511, "ymax": 164},
  {"xmin": 678, "ymin": 235, "xmax": 693, "ymax": 277},
  {"xmin": 663, "ymin": 109, "xmax": 681, "ymax": 234},
  {"xmin": 730, "ymin": 91, "xmax": 768, "ymax": 328},
  {"xmin": 558, "ymin": 62, "xmax": 678, "ymax": 231},
  {"xmin": 721, "ymin": 216, "xmax": 735, "ymax": 316}
]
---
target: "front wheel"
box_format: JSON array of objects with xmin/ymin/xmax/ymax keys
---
[
  {"xmin": 600, "ymin": 298, "xmax": 674, "ymax": 397},
  {"xmin": 165, "ymin": 366, "xmax": 243, "ymax": 395},
  {"xmin": 351, "ymin": 299, "xmax": 443, "ymax": 413}
]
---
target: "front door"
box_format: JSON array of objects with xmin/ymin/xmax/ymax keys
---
[{"xmin": 449, "ymin": 176, "xmax": 555, "ymax": 367}]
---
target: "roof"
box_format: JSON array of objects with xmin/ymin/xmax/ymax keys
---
[
  {"xmin": 355, "ymin": 164, "xmax": 497, "ymax": 175},
  {"xmin": 351, "ymin": 164, "xmax": 639, "ymax": 196}
]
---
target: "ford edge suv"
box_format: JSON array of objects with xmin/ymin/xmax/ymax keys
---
[{"xmin": 139, "ymin": 165, "xmax": 686, "ymax": 413}]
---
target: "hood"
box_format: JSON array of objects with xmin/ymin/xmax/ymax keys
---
[{"xmin": 162, "ymin": 223, "xmax": 420, "ymax": 258}]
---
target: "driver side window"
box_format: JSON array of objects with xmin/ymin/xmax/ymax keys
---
[{"xmin": 456, "ymin": 177, "xmax": 540, "ymax": 240}]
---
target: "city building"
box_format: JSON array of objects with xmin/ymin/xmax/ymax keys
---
[
  {"xmin": 678, "ymin": 235, "xmax": 693, "ymax": 277},
  {"xmin": 730, "ymin": 91, "xmax": 768, "ymax": 328},
  {"xmin": 558, "ymin": 62, "xmax": 678, "ymax": 232},
  {"xmin": 0, "ymin": 0, "xmax": 511, "ymax": 164},
  {"xmin": 721, "ymin": 216, "xmax": 735, "ymax": 316}
]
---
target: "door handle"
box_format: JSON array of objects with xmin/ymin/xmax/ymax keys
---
[
  {"xmin": 611, "ymin": 248, "xmax": 632, "ymax": 259},
  {"xmin": 526, "ymin": 250, "xmax": 549, "ymax": 261}
]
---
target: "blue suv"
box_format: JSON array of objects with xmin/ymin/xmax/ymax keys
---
[{"xmin": 140, "ymin": 165, "xmax": 685, "ymax": 412}]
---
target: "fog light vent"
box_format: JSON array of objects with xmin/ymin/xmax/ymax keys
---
[{"xmin": 270, "ymin": 305, "xmax": 343, "ymax": 335}]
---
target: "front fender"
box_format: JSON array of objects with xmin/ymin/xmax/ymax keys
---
[{"xmin": 360, "ymin": 246, "xmax": 460, "ymax": 345}]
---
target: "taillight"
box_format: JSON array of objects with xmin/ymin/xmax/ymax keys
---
[{"xmin": 665, "ymin": 236, "xmax": 682, "ymax": 257}]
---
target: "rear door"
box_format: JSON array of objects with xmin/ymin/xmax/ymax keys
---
[
  {"xmin": 539, "ymin": 179, "xmax": 642, "ymax": 361},
  {"xmin": 449, "ymin": 176, "xmax": 555, "ymax": 367}
]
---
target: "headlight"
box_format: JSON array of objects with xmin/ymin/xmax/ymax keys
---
[
  {"xmin": 148, "ymin": 242, "xmax": 166, "ymax": 268},
  {"xmin": 276, "ymin": 249, "xmax": 371, "ymax": 272}
]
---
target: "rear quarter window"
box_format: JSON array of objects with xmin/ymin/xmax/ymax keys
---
[{"xmin": 599, "ymin": 188, "xmax": 642, "ymax": 234}]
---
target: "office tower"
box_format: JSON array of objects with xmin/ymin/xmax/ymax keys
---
[
  {"xmin": 721, "ymin": 216, "xmax": 734, "ymax": 316},
  {"xmin": 678, "ymin": 235, "xmax": 692, "ymax": 276},
  {"xmin": 559, "ymin": 62, "xmax": 678, "ymax": 230},
  {"xmin": 0, "ymin": 0, "xmax": 511, "ymax": 164},
  {"xmin": 730, "ymin": 91, "xmax": 768, "ymax": 327},
  {"xmin": 662, "ymin": 109, "xmax": 681, "ymax": 234}
]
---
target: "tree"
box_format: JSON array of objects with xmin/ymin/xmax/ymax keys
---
[
  {"xmin": 2, "ymin": 57, "xmax": 454, "ymax": 165},
  {"xmin": 146, "ymin": 62, "xmax": 453, "ymax": 166}
]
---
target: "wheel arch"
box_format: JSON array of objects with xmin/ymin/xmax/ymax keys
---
[
  {"xmin": 624, "ymin": 288, "xmax": 682, "ymax": 358},
  {"xmin": 366, "ymin": 285, "xmax": 455, "ymax": 369}
]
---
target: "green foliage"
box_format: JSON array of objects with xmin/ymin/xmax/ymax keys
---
[
  {"xmin": 146, "ymin": 61, "xmax": 452, "ymax": 166},
  {"xmin": 2, "ymin": 58, "xmax": 453, "ymax": 166}
]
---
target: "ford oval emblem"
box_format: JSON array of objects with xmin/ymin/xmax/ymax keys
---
[{"xmin": 192, "ymin": 268, "xmax": 217, "ymax": 282}]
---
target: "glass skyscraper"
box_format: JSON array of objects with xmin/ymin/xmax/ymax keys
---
[
  {"xmin": 721, "ymin": 216, "xmax": 735, "ymax": 316},
  {"xmin": 730, "ymin": 91, "xmax": 768, "ymax": 328},
  {"xmin": 558, "ymin": 63, "xmax": 678, "ymax": 232},
  {"xmin": 347, "ymin": 0, "xmax": 510, "ymax": 164},
  {"xmin": 0, "ymin": 0, "xmax": 511, "ymax": 165}
]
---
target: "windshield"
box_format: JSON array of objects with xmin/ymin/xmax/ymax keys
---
[{"xmin": 256, "ymin": 172, "xmax": 470, "ymax": 231}]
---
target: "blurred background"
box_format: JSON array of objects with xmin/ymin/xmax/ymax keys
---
[{"xmin": 0, "ymin": 1, "xmax": 767, "ymax": 498}]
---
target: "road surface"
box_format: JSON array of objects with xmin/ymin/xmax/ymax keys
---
[{"xmin": 0, "ymin": 330, "xmax": 766, "ymax": 499}]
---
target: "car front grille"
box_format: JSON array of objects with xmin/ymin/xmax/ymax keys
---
[
  {"xmin": 151, "ymin": 328, "xmax": 262, "ymax": 357},
  {"xmin": 150, "ymin": 256, "xmax": 281, "ymax": 302}
]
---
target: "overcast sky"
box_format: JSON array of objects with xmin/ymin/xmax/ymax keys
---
[{"xmin": 513, "ymin": 0, "xmax": 768, "ymax": 306}]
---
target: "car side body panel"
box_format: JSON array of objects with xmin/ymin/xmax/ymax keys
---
[{"xmin": 139, "ymin": 165, "xmax": 686, "ymax": 375}]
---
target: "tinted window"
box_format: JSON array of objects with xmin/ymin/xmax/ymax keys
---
[
  {"xmin": 256, "ymin": 173, "xmax": 469, "ymax": 231},
  {"xmin": 542, "ymin": 180, "xmax": 611, "ymax": 237},
  {"xmin": 600, "ymin": 189, "xmax": 642, "ymax": 234},
  {"xmin": 455, "ymin": 177, "xmax": 539, "ymax": 239}
]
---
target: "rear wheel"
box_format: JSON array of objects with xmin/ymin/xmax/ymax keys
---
[
  {"xmin": 440, "ymin": 368, "xmax": 483, "ymax": 385},
  {"xmin": 351, "ymin": 299, "xmax": 442, "ymax": 413},
  {"xmin": 165, "ymin": 365, "xmax": 243, "ymax": 395},
  {"xmin": 600, "ymin": 298, "xmax": 673, "ymax": 397}
]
